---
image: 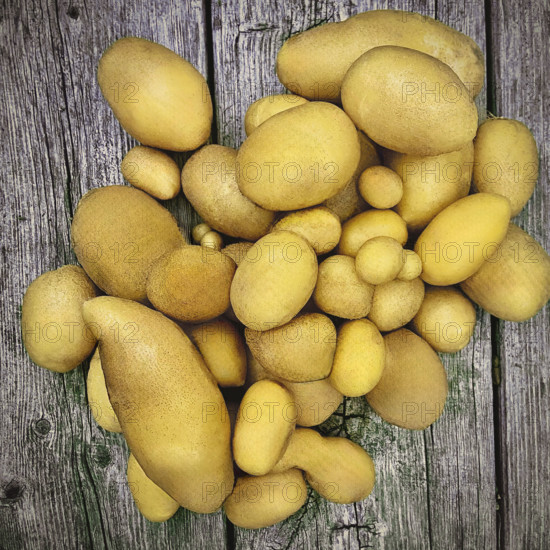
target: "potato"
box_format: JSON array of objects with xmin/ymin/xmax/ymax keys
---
[
  {"xmin": 413, "ymin": 286, "xmax": 476, "ymax": 353},
  {"xmin": 244, "ymin": 94, "xmax": 309, "ymax": 135},
  {"xmin": 355, "ymin": 236, "xmax": 404, "ymax": 285},
  {"xmin": 230, "ymin": 231, "xmax": 317, "ymax": 330},
  {"xmin": 224, "ymin": 469, "xmax": 307, "ymax": 529},
  {"xmin": 367, "ymin": 329, "xmax": 448, "ymax": 429},
  {"xmin": 190, "ymin": 318, "xmax": 246, "ymax": 387},
  {"xmin": 21, "ymin": 266, "xmax": 97, "ymax": 373},
  {"xmin": 272, "ymin": 206, "xmax": 341, "ymax": 254},
  {"xmin": 182, "ymin": 145, "xmax": 275, "ymax": 240},
  {"xmin": 339, "ymin": 209, "xmax": 408, "ymax": 257},
  {"xmin": 71, "ymin": 186, "xmax": 185, "ymax": 303},
  {"xmin": 473, "ymin": 118, "xmax": 539, "ymax": 216},
  {"xmin": 368, "ymin": 278, "xmax": 425, "ymax": 332},
  {"xmin": 97, "ymin": 37, "xmax": 212, "ymax": 151},
  {"xmin": 383, "ymin": 142, "xmax": 474, "ymax": 232},
  {"xmin": 121, "ymin": 146, "xmax": 180, "ymax": 200},
  {"xmin": 200, "ymin": 230, "xmax": 223, "ymax": 251},
  {"xmin": 461, "ymin": 224, "xmax": 550, "ymax": 321},
  {"xmin": 414, "ymin": 193, "xmax": 511, "ymax": 285},
  {"xmin": 147, "ymin": 245, "xmax": 236, "ymax": 323},
  {"xmin": 358, "ymin": 166, "xmax": 403, "ymax": 209},
  {"xmin": 127, "ymin": 454, "xmax": 179, "ymax": 522},
  {"xmin": 221, "ymin": 241, "xmax": 254, "ymax": 266},
  {"xmin": 329, "ymin": 319, "xmax": 385, "ymax": 397},
  {"xmin": 233, "ymin": 380, "xmax": 296, "ymax": 475},
  {"xmin": 397, "ymin": 250, "xmax": 423, "ymax": 281},
  {"xmin": 87, "ymin": 349, "xmax": 122, "ymax": 432},
  {"xmin": 272, "ymin": 429, "xmax": 375, "ymax": 504},
  {"xmin": 314, "ymin": 255, "xmax": 374, "ymax": 319},
  {"xmin": 192, "ymin": 223, "xmax": 211, "ymax": 243},
  {"xmin": 237, "ymin": 102, "xmax": 360, "ymax": 210},
  {"xmin": 342, "ymin": 46, "xmax": 478, "ymax": 156},
  {"xmin": 245, "ymin": 313, "xmax": 336, "ymax": 382},
  {"xmin": 276, "ymin": 10, "xmax": 484, "ymax": 102}
]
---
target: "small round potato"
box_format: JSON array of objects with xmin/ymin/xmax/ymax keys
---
[
  {"xmin": 413, "ymin": 286, "xmax": 476, "ymax": 353},
  {"xmin": 200, "ymin": 230, "xmax": 223, "ymax": 251},
  {"xmin": 358, "ymin": 166, "xmax": 403, "ymax": 209},
  {"xmin": 368, "ymin": 277, "xmax": 425, "ymax": 332},
  {"xmin": 398, "ymin": 250, "xmax": 423, "ymax": 281},
  {"xmin": 355, "ymin": 236, "xmax": 404, "ymax": 285},
  {"xmin": 192, "ymin": 223, "xmax": 211, "ymax": 243},
  {"xmin": 244, "ymin": 94, "xmax": 309, "ymax": 135},
  {"xmin": 121, "ymin": 146, "xmax": 180, "ymax": 200},
  {"xmin": 314, "ymin": 255, "xmax": 374, "ymax": 319}
]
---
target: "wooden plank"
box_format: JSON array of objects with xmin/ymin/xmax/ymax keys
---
[
  {"xmin": 210, "ymin": 1, "xmax": 496, "ymax": 548},
  {"xmin": 489, "ymin": 0, "xmax": 550, "ymax": 548},
  {"xmin": 0, "ymin": 1, "xmax": 225, "ymax": 548}
]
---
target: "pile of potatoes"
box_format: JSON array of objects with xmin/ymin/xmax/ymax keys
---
[{"xmin": 21, "ymin": 9, "xmax": 550, "ymax": 529}]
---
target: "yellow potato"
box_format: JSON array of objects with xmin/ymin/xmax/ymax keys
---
[
  {"xmin": 230, "ymin": 231, "xmax": 318, "ymax": 330},
  {"xmin": 182, "ymin": 145, "xmax": 275, "ymax": 240},
  {"xmin": 233, "ymin": 380, "xmax": 296, "ymax": 475},
  {"xmin": 121, "ymin": 146, "xmax": 180, "ymax": 200},
  {"xmin": 276, "ymin": 10, "xmax": 484, "ymax": 101},
  {"xmin": 413, "ymin": 286, "xmax": 476, "ymax": 353},
  {"xmin": 342, "ymin": 46, "xmax": 478, "ymax": 156},
  {"xmin": 339, "ymin": 209, "xmax": 408, "ymax": 257},
  {"xmin": 200, "ymin": 230, "xmax": 223, "ymax": 251},
  {"xmin": 237, "ymin": 102, "xmax": 360, "ymax": 210},
  {"xmin": 71, "ymin": 186, "xmax": 185, "ymax": 303},
  {"xmin": 221, "ymin": 241, "xmax": 254, "ymax": 266},
  {"xmin": 329, "ymin": 319, "xmax": 385, "ymax": 397},
  {"xmin": 314, "ymin": 255, "xmax": 374, "ymax": 319},
  {"xmin": 272, "ymin": 206, "xmax": 341, "ymax": 254},
  {"xmin": 414, "ymin": 193, "xmax": 511, "ymax": 285},
  {"xmin": 21, "ymin": 265, "xmax": 97, "ymax": 373},
  {"xmin": 355, "ymin": 236, "xmax": 404, "ymax": 285},
  {"xmin": 358, "ymin": 166, "xmax": 403, "ymax": 209},
  {"xmin": 97, "ymin": 37, "xmax": 212, "ymax": 151},
  {"xmin": 397, "ymin": 250, "xmax": 423, "ymax": 281},
  {"xmin": 244, "ymin": 94, "xmax": 309, "ymax": 135},
  {"xmin": 461, "ymin": 223, "xmax": 550, "ymax": 321},
  {"xmin": 192, "ymin": 223, "xmax": 211, "ymax": 243},
  {"xmin": 473, "ymin": 118, "xmax": 539, "ymax": 216},
  {"xmin": 368, "ymin": 277, "xmax": 425, "ymax": 332},
  {"xmin": 367, "ymin": 329, "xmax": 448, "ymax": 429},
  {"xmin": 147, "ymin": 245, "xmax": 236, "ymax": 323}
]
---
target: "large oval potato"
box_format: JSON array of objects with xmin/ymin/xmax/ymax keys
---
[
  {"xmin": 383, "ymin": 142, "xmax": 474, "ymax": 232},
  {"xmin": 244, "ymin": 94, "xmax": 309, "ymax": 135},
  {"xmin": 461, "ymin": 224, "xmax": 550, "ymax": 321},
  {"xmin": 473, "ymin": 118, "xmax": 539, "ymax": 216},
  {"xmin": 414, "ymin": 193, "xmax": 511, "ymax": 285},
  {"xmin": 182, "ymin": 145, "xmax": 275, "ymax": 240},
  {"xmin": 237, "ymin": 102, "xmax": 360, "ymax": 210},
  {"xmin": 230, "ymin": 231, "xmax": 317, "ymax": 330},
  {"xmin": 277, "ymin": 10, "xmax": 484, "ymax": 102},
  {"xmin": 342, "ymin": 46, "xmax": 478, "ymax": 156},
  {"xmin": 98, "ymin": 37, "xmax": 212, "ymax": 151},
  {"xmin": 367, "ymin": 329, "xmax": 448, "ymax": 429},
  {"xmin": 21, "ymin": 265, "xmax": 97, "ymax": 373},
  {"xmin": 71, "ymin": 186, "xmax": 185, "ymax": 303}
]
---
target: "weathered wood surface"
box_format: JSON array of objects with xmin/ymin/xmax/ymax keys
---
[{"xmin": 0, "ymin": 1, "xmax": 547, "ymax": 550}]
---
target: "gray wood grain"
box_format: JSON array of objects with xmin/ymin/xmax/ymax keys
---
[{"xmin": 489, "ymin": 0, "xmax": 550, "ymax": 548}]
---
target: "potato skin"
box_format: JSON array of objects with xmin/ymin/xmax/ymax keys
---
[
  {"xmin": 182, "ymin": 145, "xmax": 275, "ymax": 240},
  {"xmin": 98, "ymin": 37, "xmax": 212, "ymax": 151},
  {"xmin": 355, "ymin": 236, "xmax": 404, "ymax": 285},
  {"xmin": 358, "ymin": 165, "xmax": 403, "ymax": 209},
  {"xmin": 460, "ymin": 224, "xmax": 550, "ymax": 321},
  {"xmin": 21, "ymin": 265, "xmax": 97, "ymax": 372},
  {"xmin": 414, "ymin": 193, "xmax": 511, "ymax": 286},
  {"xmin": 237, "ymin": 102, "xmax": 361, "ymax": 210},
  {"xmin": 342, "ymin": 46, "xmax": 478, "ymax": 156},
  {"xmin": 244, "ymin": 94, "xmax": 309, "ymax": 135},
  {"xmin": 277, "ymin": 10, "xmax": 484, "ymax": 102},
  {"xmin": 473, "ymin": 118, "xmax": 539, "ymax": 216}
]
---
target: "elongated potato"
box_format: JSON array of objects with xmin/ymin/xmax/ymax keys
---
[
  {"xmin": 277, "ymin": 10, "xmax": 484, "ymax": 102},
  {"xmin": 367, "ymin": 329, "xmax": 448, "ymax": 429},
  {"xmin": 244, "ymin": 94, "xmax": 309, "ymax": 135},
  {"xmin": 21, "ymin": 266, "xmax": 97, "ymax": 373},
  {"xmin": 230, "ymin": 231, "xmax": 318, "ymax": 330},
  {"xmin": 473, "ymin": 118, "xmax": 539, "ymax": 216},
  {"xmin": 342, "ymin": 46, "xmax": 478, "ymax": 156},
  {"xmin": 182, "ymin": 145, "xmax": 275, "ymax": 240},
  {"xmin": 461, "ymin": 224, "xmax": 550, "ymax": 321},
  {"xmin": 414, "ymin": 193, "xmax": 511, "ymax": 285},
  {"xmin": 98, "ymin": 37, "xmax": 212, "ymax": 151},
  {"xmin": 237, "ymin": 102, "xmax": 360, "ymax": 210}
]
